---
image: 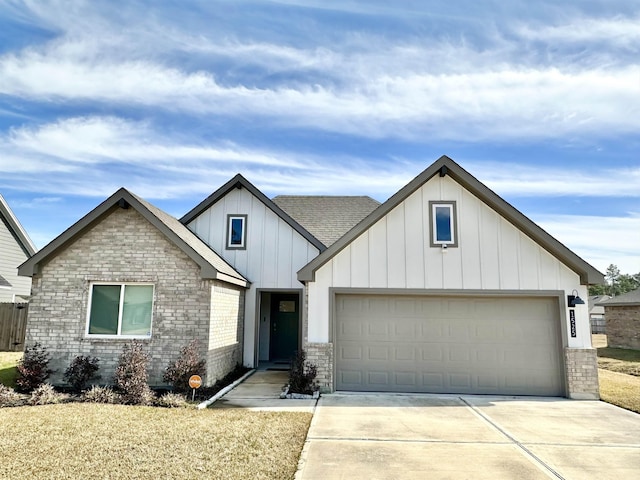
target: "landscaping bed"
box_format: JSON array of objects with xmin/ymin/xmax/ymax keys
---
[{"xmin": 0, "ymin": 403, "xmax": 312, "ymax": 480}]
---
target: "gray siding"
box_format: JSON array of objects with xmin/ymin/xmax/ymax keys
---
[{"xmin": 0, "ymin": 217, "xmax": 31, "ymax": 302}]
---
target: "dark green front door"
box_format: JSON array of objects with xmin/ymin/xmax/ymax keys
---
[{"xmin": 269, "ymin": 293, "xmax": 299, "ymax": 361}]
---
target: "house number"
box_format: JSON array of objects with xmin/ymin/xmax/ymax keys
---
[{"xmin": 569, "ymin": 309, "xmax": 576, "ymax": 338}]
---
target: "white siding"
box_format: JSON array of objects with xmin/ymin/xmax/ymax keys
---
[
  {"xmin": 187, "ymin": 187, "xmax": 320, "ymax": 364},
  {"xmin": 308, "ymin": 175, "xmax": 590, "ymax": 349},
  {"xmin": 0, "ymin": 219, "xmax": 31, "ymax": 302}
]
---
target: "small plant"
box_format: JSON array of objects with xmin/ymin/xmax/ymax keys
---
[
  {"xmin": 83, "ymin": 385, "xmax": 121, "ymax": 404},
  {"xmin": 113, "ymin": 341, "xmax": 154, "ymax": 405},
  {"xmin": 287, "ymin": 350, "xmax": 318, "ymax": 395},
  {"xmin": 163, "ymin": 340, "xmax": 207, "ymax": 393},
  {"xmin": 0, "ymin": 384, "xmax": 26, "ymax": 408},
  {"xmin": 29, "ymin": 383, "xmax": 67, "ymax": 406},
  {"xmin": 156, "ymin": 392, "xmax": 189, "ymax": 408},
  {"xmin": 64, "ymin": 355, "xmax": 101, "ymax": 393},
  {"xmin": 16, "ymin": 342, "xmax": 54, "ymax": 393}
]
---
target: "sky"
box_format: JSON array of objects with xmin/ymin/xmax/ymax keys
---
[{"xmin": 0, "ymin": 0, "xmax": 638, "ymax": 276}]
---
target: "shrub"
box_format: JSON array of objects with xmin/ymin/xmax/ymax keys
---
[
  {"xmin": 82, "ymin": 385, "xmax": 121, "ymax": 404},
  {"xmin": 287, "ymin": 350, "xmax": 318, "ymax": 395},
  {"xmin": 156, "ymin": 392, "xmax": 189, "ymax": 408},
  {"xmin": 113, "ymin": 341, "xmax": 154, "ymax": 405},
  {"xmin": 0, "ymin": 384, "xmax": 26, "ymax": 408},
  {"xmin": 29, "ymin": 383, "xmax": 67, "ymax": 406},
  {"xmin": 163, "ymin": 340, "xmax": 207, "ymax": 393},
  {"xmin": 64, "ymin": 355, "xmax": 101, "ymax": 393},
  {"xmin": 16, "ymin": 342, "xmax": 54, "ymax": 393}
]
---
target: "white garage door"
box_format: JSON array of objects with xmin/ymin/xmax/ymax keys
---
[{"xmin": 335, "ymin": 294, "xmax": 564, "ymax": 396}]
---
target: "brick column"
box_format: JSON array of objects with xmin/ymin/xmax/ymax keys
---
[{"xmin": 564, "ymin": 348, "xmax": 599, "ymax": 400}]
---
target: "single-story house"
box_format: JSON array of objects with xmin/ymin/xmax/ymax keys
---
[
  {"xmin": 597, "ymin": 289, "xmax": 640, "ymax": 349},
  {"xmin": 19, "ymin": 156, "xmax": 603, "ymax": 398},
  {"xmin": 588, "ymin": 295, "xmax": 610, "ymax": 334},
  {"xmin": 0, "ymin": 193, "xmax": 37, "ymax": 302}
]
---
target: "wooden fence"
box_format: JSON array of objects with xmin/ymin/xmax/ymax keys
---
[{"xmin": 0, "ymin": 303, "xmax": 28, "ymax": 351}]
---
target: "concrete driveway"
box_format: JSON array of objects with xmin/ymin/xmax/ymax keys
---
[{"xmin": 296, "ymin": 394, "xmax": 640, "ymax": 480}]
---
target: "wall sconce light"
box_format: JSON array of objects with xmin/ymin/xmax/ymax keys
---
[{"xmin": 567, "ymin": 289, "xmax": 585, "ymax": 308}]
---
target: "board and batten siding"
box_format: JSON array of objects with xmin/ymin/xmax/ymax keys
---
[
  {"xmin": 0, "ymin": 218, "xmax": 32, "ymax": 302},
  {"xmin": 186, "ymin": 186, "xmax": 320, "ymax": 364},
  {"xmin": 307, "ymin": 174, "xmax": 590, "ymax": 349}
]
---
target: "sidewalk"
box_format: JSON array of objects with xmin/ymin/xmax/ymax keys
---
[{"xmin": 210, "ymin": 369, "xmax": 317, "ymax": 412}]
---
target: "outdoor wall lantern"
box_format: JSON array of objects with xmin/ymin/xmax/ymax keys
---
[{"xmin": 567, "ymin": 289, "xmax": 585, "ymax": 308}]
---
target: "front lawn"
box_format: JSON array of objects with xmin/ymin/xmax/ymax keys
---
[
  {"xmin": 0, "ymin": 403, "xmax": 311, "ymax": 480},
  {"xmin": 0, "ymin": 351, "xmax": 21, "ymax": 388},
  {"xmin": 598, "ymin": 369, "xmax": 640, "ymax": 414},
  {"xmin": 597, "ymin": 346, "xmax": 640, "ymax": 376}
]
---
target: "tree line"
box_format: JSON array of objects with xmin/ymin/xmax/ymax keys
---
[{"xmin": 588, "ymin": 264, "xmax": 640, "ymax": 297}]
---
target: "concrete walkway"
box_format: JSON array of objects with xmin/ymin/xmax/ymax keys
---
[
  {"xmin": 210, "ymin": 370, "xmax": 317, "ymax": 412},
  {"xmin": 296, "ymin": 394, "xmax": 640, "ymax": 480}
]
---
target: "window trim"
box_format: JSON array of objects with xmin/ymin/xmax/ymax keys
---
[
  {"xmin": 85, "ymin": 282, "xmax": 155, "ymax": 339},
  {"xmin": 429, "ymin": 201, "xmax": 458, "ymax": 247},
  {"xmin": 226, "ymin": 214, "xmax": 247, "ymax": 250}
]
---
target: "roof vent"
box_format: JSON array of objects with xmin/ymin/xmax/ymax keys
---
[
  {"xmin": 118, "ymin": 199, "xmax": 130, "ymax": 209},
  {"xmin": 439, "ymin": 166, "xmax": 448, "ymax": 177}
]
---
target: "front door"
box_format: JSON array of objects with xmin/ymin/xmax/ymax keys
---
[{"xmin": 269, "ymin": 293, "xmax": 299, "ymax": 361}]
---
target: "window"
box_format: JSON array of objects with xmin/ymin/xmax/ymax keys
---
[
  {"xmin": 87, "ymin": 284, "xmax": 154, "ymax": 337},
  {"xmin": 429, "ymin": 201, "xmax": 458, "ymax": 247},
  {"xmin": 226, "ymin": 215, "xmax": 247, "ymax": 249}
]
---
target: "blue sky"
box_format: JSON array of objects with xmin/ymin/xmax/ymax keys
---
[{"xmin": 0, "ymin": 0, "xmax": 638, "ymax": 275}]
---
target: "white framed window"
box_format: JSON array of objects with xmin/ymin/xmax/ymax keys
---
[
  {"xmin": 226, "ymin": 214, "xmax": 247, "ymax": 249},
  {"xmin": 86, "ymin": 283, "xmax": 154, "ymax": 338},
  {"xmin": 429, "ymin": 201, "xmax": 458, "ymax": 247}
]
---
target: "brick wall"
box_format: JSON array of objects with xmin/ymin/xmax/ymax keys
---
[
  {"xmin": 304, "ymin": 342, "xmax": 333, "ymax": 392},
  {"xmin": 564, "ymin": 348, "xmax": 599, "ymax": 400},
  {"xmin": 25, "ymin": 207, "xmax": 244, "ymax": 387},
  {"xmin": 604, "ymin": 306, "xmax": 640, "ymax": 350}
]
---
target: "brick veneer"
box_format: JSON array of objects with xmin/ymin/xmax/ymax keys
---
[
  {"xmin": 564, "ymin": 348, "xmax": 600, "ymax": 400},
  {"xmin": 25, "ymin": 207, "xmax": 244, "ymax": 387},
  {"xmin": 604, "ymin": 306, "xmax": 640, "ymax": 350}
]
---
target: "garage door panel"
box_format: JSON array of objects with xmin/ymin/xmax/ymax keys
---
[{"xmin": 336, "ymin": 294, "xmax": 564, "ymax": 396}]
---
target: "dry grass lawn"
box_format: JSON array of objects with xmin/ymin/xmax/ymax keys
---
[
  {"xmin": 0, "ymin": 403, "xmax": 312, "ymax": 480},
  {"xmin": 598, "ymin": 369, "xmax": 640, "ymax": 414},
  {"xmin": 0, "ymin": 351, "xmax": 21, "ymax": 388}
]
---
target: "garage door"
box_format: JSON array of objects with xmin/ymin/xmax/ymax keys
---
[{"xmin": 335, "ymin": 294, "xmax": 564, "ymax": 396}]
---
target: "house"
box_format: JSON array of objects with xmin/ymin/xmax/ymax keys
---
[
  {"xmin": 597, "ymin": 289, "xmax": 640, "ymax": 349},
  {"xmin": 19, "ymin": 189, "xmax": 248, "ymax": 386},
  {"xmin": 0, "ymin": 194, "xmax": 37, "ymax": 302},
  {"xmin": 19, "ymin": 156, "xmax": 603, "ymax": 399},
  {"xmin": 588, "ymin": 295, "xmax": 610, "ymax": 334}
]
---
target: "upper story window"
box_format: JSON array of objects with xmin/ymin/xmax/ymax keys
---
[
  {"xmin": 429, "ymin": 201, "xmax": 458, "ymax": 247},
  {"xmin": 87, "ymin": 283, "xmax": 154, "ymax": 338},
  {"xmin": 227, "ymin": 215, "xmax": 247, "ymax": 249}
]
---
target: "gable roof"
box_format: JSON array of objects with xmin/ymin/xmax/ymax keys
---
[
  {"xmin": 298, "ymin": 155, "xmax": 604, "ymax": 285},
  {"xmin": 0, "ymin": 194, "xmax": 37, "ymax": 257},
  {"xmin": 18, "ymin": 188, "xmax": 249, "ymax": 288},
  {"xmin": 0, "ymin": 274, "xmax": 11, "ymax": 288},
  {"xmin": 596, "ymin": 288, "xmax": 640, "ymax": 306},
  {"xmin": 180, "ymin": 174, "xmax": 326, "ymax": 251},
  {"xmin": 272, "ymin": 196, "xmax": 381, "ymax": 247},
  {"xmin": 589, "ymin": 295, "xmax": 611, "ymax": 314}
]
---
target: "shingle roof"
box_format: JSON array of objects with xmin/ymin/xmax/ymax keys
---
[
  {"xmin": 596, "ymin": 288, "xmax": 640, "ymax": 306},
  {"xmin": 272, "ymin": 196, "xmax": 381, "ymax": 247},
  {"xmin": 588, "ymin": 295, "xmax": 610, "ymax": 314},
  {"xmin": 0, "ymin": 274, "xmax": 11, "ymax": 288},
  {"xmin": 19, "ymin": 188, "xmax": 249, "ymax": 288}
]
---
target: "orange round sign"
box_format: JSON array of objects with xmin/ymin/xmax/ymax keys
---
[{"xmin": 189, "ymin": 375, "xmax": 202, "ymax": 389}]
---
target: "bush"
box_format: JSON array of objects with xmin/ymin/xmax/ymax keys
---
[
  {"xmin": 82, "ymin": 385, "xmax": 121, "ymax": 404},
  {"xmin": 29, "ymin": 383, "xmax": 67, "ymax": 406},
  {"xmin": 287, "ymin": 350, "xmax": 318, "ymax": 395},
  {"xmin": 113, "ymin": 341, "xmax": 154, "ymax": 405},
  {"xmin": 156, "ymin": 392, "xmax": 189, "ymax": 408},
  {"xmin": 163, "ymin": 340, "xmax": 207, "ymax": 393},
  {"xmin": 16, "ymin": 342, "xmax": 54, "ymax": 393},
  {"xmin": 0, "ymin": 384, "xmax": 26, "ymax": 408},
  {"xmin": 64, "ymin": 355, "xmax": 101, "ymax": 393}
]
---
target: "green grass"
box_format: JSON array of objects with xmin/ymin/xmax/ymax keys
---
[
  {"xmin": 0, "ymin": 352, "xmax": 22, "ymax": 388},
  {"xmin": 0, "ymin": 403, "xmax": 312, "ymax": 479}
]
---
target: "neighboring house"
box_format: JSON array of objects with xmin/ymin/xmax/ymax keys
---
[
  {"xmin": 19, "ymin": 189, "xmax": 248, "ymax": 386},
  {"xmin": 597, "ymin": 289, "xmax": 640, "ymax": 349},
  {"xmin": 588, "ymin": 295, "xmax": 610, "ymax": 334},
  {"xmin": 0, "ymin": 194, "xmax": 37, "ymax": 302},
  {"xmin": 19, "ymin": 156, "xmax": 604, "ymax": 399}
]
